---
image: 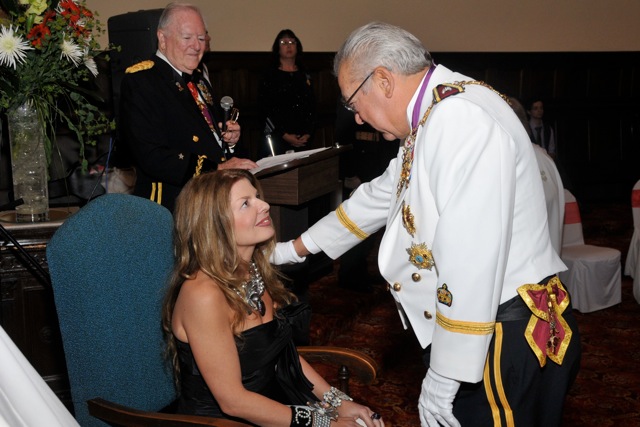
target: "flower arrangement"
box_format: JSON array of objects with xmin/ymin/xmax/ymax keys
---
[{"xmin": 0, "ymin": 0, "xmax": 113, "ymax": 170}]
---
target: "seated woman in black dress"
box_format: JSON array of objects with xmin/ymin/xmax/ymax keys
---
[{"xmin": 161, "ymin": 170, "xmax": 384, "ymax": 427}]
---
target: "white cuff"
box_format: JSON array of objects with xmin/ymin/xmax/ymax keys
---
[
  {"xmin": 270, "ymin": 240, "xmax": 306, "ymax": 265},
  {"xmin": 300, "ymin": 231, "xmax": 321, "ymax": 254}
]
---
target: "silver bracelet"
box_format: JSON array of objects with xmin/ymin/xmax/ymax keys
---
[
  {"xmin": 312, "ymin": 411, "xmax": 332, "ymax": 427},
  {"xmin": 307, "ymin": 400, "xmax": 338, "ymax": 421},
  {"xmin": 322, "ymin": 386, "xmax": 353, "ymax": 408}
]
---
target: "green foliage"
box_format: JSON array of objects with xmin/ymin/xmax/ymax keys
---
[{"xmin": 0, "ymin": 0, "xmax": 114, "ymax": 171}]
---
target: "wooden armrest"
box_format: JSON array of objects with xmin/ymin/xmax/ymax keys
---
[
  {"xmin": 297, "ymin": 346, "xmax": 378, "ymax": 385},
  {"xmin": 88, "ymin": 347, "xmax": 377, "ymax": 426},
  {"xmin": 87, "ymin": 398, "xmax": 251, "ymax": 427}
]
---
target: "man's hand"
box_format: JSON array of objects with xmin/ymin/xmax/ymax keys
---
[
  {"xmin": 418, "ymin": 369, "xmax": 461, "ymax": 427},
  {"xmin": 282, "ymin": 133, "xmax": 309, "ymax": 148},
  {"xmin": 220, "ymin": 120, "xmax": 241, "ymax": 145},
  {"xmin": 217, "ymin": 156, "xmax": 258, "ymax": 170}
]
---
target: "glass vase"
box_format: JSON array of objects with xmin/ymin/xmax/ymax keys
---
[{"xmin": 7, "ymin": 101, "xmax": 49, "ymax": 222}]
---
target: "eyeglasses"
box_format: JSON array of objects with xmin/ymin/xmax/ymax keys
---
[
  {"xmin": 279, "ymin": 39, "xmax": 297, "ymax": 45},
  {"xmin": 342, "ymin": 71, "xmax": 373, "ymax": 113}
]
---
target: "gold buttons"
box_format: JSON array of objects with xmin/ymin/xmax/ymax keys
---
[
  {"xmin": 412, "ymin": 272, "xmax": 421, "ymax": 282},
  {"xmin": 424, "ymin": 311, "xmax": 432, "ymax": 319},
  {"xmin": 392, "ymin": 282, "xmax": 402, "ymax": 292}
]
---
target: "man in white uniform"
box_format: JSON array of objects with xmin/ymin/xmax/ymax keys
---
[
  {"xmin": 276, "ymin": 22, "xmax": 581, "ymax": 426},
  {"xmin": 532, "ymin": 144, "xmax": 565, "ymax": 255}
]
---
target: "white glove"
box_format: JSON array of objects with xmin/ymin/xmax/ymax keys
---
[
  {"xmin": 418, "ymin": 369, "xmax": 461, "ymax": 427},
  {"xmin": 270, "ymin": 240, "xmax": 306, "ymax": 265}
]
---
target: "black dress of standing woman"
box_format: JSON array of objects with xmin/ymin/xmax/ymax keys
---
[{"xmin": 258, "ymin": 29, "xmax": 316, "ymax": 159}]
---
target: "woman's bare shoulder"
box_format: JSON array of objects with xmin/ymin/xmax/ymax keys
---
[{"xmin": 177, "ymin": 271, "xmax": 231, "ymax": 311}]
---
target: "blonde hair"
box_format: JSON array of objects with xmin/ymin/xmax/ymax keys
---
[{"xmin": 161, "ymin": 170, "xmax": 295, "ymax": 386}]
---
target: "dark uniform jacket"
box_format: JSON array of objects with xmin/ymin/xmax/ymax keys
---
[{"xmin": 119, "ymin": 55, "xmax": 240, "ymax": 211}]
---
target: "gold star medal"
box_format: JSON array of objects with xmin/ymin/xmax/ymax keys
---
[{"xmin": 406, "ymin": 242, "xmax": 435, "ymax": 270}]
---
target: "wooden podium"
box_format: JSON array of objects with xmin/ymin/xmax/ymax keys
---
[{"xmin": 255, "ymin": 146, "xmax": 348, "ymax": 241}]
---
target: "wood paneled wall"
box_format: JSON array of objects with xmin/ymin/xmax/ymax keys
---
[
  {"xmin": 208, "ymin": 51, "xmax": 640, "ymax": 203},
  {"xmin": 434, "ymin": 52, "xmax": 640, "ymax": 203}
]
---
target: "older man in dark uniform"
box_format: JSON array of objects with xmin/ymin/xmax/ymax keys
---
[{"xmin": 119, "ymin": 2, "xmax": 257, "ymax": 211}]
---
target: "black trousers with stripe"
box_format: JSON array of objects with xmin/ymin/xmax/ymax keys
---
[{"xmin": 423, "ymin": 299, "xmax": 581, "ymax": 427}]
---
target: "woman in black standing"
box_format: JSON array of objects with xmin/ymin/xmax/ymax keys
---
[{"xmin": 258, "ymin": 29, "xmax": 316, "ymax": 158}]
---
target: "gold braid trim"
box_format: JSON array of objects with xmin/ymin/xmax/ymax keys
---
[
  {"xmin": 436, "ymin": 311, "xmax": 495, "ymax": 335},
  {"xmin": 150, "ymin": 182, "xmax": 163, "ymax": 205},
  {"xmin": 336, "ymin": 204, "xmax": 368, "ymax": 240},
  {"xmin": 453, "ymin": 80, "xmax": 510, "ymax": 103},
  {"xmin": 397, "ymin": 79, "xmax": 510, "ymax": 199},
  {"xmin": 194, "ymin": 155, "xmax": 207, "ymax": 177},
  {"xmin": 125, "ymin": 60, "xmax": 154, "ymax": 74},
  {"xmin": 484, "ymin": 322, "xmax": 515, "ymax": 426}
]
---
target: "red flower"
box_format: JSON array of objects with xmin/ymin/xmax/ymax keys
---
[
  {"xmin": 27, "ymin": 22, "xmax": 51, "ymax": 48},
  {"xmin": 58, "ymin": 0, "xmax": 93, "ymax": 37},
  {"xmin": 43, "ymin": 10, "xmax": 57, "ymax": 23},
  {"xmin": 59, "ymin": 0, "xmax": 92, "ymax": 24}
]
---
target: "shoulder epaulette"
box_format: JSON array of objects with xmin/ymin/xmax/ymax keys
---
[
  {"xmin": 434, "ymin": 80, "xmax": 509, "ymax": 104},
  {"xmin": 433, "ymin": 83, "xmax": 465, "ymax": 103},
  {"xmin": 126, "ymin": 60, "xmax": 155, "ymax": 74}
]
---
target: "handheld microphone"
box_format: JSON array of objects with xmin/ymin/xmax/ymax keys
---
[
  {"xmin": 220, "ymin": 96, "xmax": 234, "ymax": 132},
  {"xmin": 264, "ymin": 118, "xmax": 276, "ymax": 156}
]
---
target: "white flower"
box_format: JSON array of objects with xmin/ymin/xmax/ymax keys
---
[
  {"xmin": 82, "ymin": 47, "xmax": 98, "ymax": 76},
  {"xmin": 0, "ymin": 25, "xmax": 33, "ymax": 69},
  {"xmin": 60, "ymin": 38, "xmax": 82, "ymax": 66},
  {"xmin": 84, "ymin": 56, "xmax": 98, "ymax": 76}
]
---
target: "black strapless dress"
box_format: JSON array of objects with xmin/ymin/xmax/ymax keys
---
[{"xmin": 176, "ymin": 303, "xmax": 317, "ymax": 421}]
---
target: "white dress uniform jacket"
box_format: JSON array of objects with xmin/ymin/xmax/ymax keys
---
[
  {"xmin": 532, "ymin": 144, "xmax": 565, "ymax": 255},
  {"xmin": 303, "ymin": 65, "xmax": 566, "ymax": 383}
]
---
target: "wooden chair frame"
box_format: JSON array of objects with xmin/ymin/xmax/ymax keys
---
[{"xmin": 87, "ymin": 346, "xmax": 377, "ymax": 426}]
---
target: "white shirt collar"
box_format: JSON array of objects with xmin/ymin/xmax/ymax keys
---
[{"xmin": 156, "ymin": 50, "xmax": 183, "ymax": 76}]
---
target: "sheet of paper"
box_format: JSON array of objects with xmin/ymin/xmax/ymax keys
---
[{"xmin": 250, "ymin": 147, "xmax": 331, "ymax": 174}]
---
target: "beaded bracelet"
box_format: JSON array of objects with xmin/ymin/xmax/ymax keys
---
[
  {"xmin": 290, "ymin": 406, "xmax": 332, "ymax": 427},
  {"xmin": 322, "ymin": 386, "xmax": 353, "ymax": 408},
  {"xmin": 289, "ymin": 387, "xmax": 353, "ymax": 427}
]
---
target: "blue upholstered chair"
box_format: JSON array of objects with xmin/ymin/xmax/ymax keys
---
[
  {"xmin": 46, "ymin": 194, "xmax": 243, "ymax": 426},
  {"xmin": 46, "ymin": 193, "xmax": 376, "ymax": 427}
]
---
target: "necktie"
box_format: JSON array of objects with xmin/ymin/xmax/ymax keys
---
[{"xmin": 535, "ymin": 126, "xmax": 543, "ymax": 146}]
